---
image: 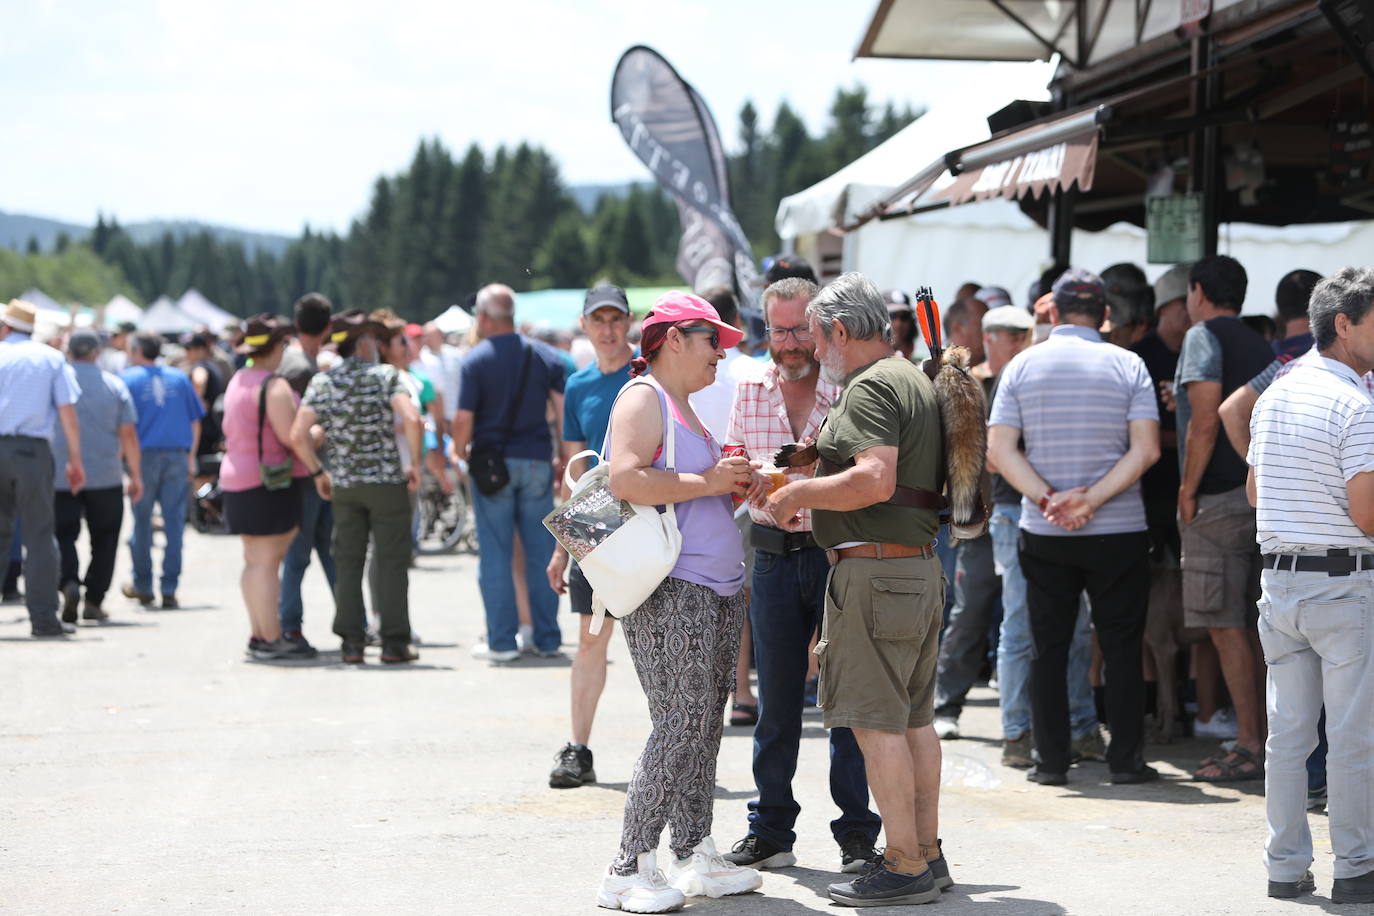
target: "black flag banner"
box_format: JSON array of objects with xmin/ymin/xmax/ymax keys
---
[{"xmin": 610, "ymin": 45, "xmax": 761, "ymax": 319}]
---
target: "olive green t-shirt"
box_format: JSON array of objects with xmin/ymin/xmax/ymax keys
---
[{"xmin": 812, "ymin": 356, "xmax": 942, "ymax": 549}]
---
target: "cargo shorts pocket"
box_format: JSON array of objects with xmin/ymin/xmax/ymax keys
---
[
  {"xmin": 813, "ymin": 638, "xmax": 835, "ymax": 709},
  {"xmin": 870, "ymin": 577, "xmax": 928, "ymax": 641},
  {"xmin": 1182, "ymin": 553, "xmax": 1226, "ymax": 611}
]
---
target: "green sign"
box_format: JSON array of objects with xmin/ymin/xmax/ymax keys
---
[{"xmin": 1146, "ymin": 194, "xmax": 1204, "ymax": 264}]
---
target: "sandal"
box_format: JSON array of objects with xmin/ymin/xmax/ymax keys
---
[
  {"xmin": 1193, "ymin": 745, "xmax": 1264, "ymax": 782},
  {"xmin": 730, "ymin": 702, "xmax": 759, "ymax": 726}
]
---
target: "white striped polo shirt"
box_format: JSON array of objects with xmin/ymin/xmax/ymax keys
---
[
  {"xmin": 1248, "ymin": 349, "xmax": 1374, "ymax": 555},
  {"xmin": 989, "ymin": 324, "xmax": 1159, "ymax": 536}
]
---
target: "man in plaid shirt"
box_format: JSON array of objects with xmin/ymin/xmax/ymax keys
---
[{"xmin": 721, "ymin": 278, "xmax": 882, "ymax": 874}]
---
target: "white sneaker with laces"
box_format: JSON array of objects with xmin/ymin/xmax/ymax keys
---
[
  {"xmin": 516, "ymin": 624, "xmax": 535, "ymax": 654},
  {"xmin": 1194, "ymin": 707, "xmax": 1239, "ymax": 740},
  {"xmin": 597, "ymin": 851, "xmax": 685, "ymax": 913},
  {"xmin": 665, "ymin": 836, "xmax": 763, "ymax": 898},
  {"xmin": 933, "ymin": 717, "xmax": 960, "ymax": 740},
  {"xmin": 471, "ymin": 642, "xmax": 520, "ymax": 663}
]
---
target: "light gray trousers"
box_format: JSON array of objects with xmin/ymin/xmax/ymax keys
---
[{"xmin": 1259, "ymin": 566, "xmax": 1374, "ymax": 881}]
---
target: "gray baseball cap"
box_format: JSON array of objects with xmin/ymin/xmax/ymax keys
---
[
  {"xmin": 68, "ymin": 328, "xmax": 101, "ymax": 358},
  {"xmin": 583, "ymin": 284, "xmax": 629, "ymax": 316}
]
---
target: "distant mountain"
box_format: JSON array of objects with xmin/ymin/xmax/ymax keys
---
[
  {"xmin": 568, "ymin": 182, "xmax": 649, "ymax": 214},
  {"xmin": 0, "ymin": 210, "xmax": 294, "ymax": 258}
]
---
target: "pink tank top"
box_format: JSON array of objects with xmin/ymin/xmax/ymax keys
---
[{"xmin": 220, "ymin": 368, "xmax": 307, "ymax": 492}]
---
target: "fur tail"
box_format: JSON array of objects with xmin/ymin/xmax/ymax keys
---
[{"xmin": 934, "ymin": 346, "xmax": 989, "ymax": 534}]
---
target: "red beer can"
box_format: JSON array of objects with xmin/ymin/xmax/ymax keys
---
[{"xmin": 723, "ymin": 443, "xmax": 748, "ymax": 504}]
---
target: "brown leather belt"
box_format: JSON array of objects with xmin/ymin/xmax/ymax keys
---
[{"xmin": 825, "ymin": 541, "xmax": 937, "ymax": 566}]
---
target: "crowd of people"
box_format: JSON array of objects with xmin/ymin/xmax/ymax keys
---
[{"xmin": 4, "ymin": 246, "xmax": 1371, "ymax": 909}]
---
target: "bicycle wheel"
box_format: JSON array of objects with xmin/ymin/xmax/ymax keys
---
[{"xmin": 415, "ymin": 469, "xmax": 471, "ymax": 554}]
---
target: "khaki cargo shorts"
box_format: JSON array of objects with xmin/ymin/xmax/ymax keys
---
[
  {"xmin": 1181, "ymin": 486, "xmax": 1261, "ymax": 630},
  {"xmin": 815, "ymin": 553, "xmax": 944, "ymax": 734}
]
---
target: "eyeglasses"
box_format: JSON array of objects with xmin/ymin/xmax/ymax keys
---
[
  {"xmin": 677, "ymin": 326, "xmax": 721, "ymax": 350},
  {"xmin": 765, "ymin": 325, "xmax": 813, "ymax": 343}
]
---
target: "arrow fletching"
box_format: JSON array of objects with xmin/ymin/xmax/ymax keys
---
[{"xmin": 915, "ymin": 286, "xmax": 942, "ymax": 352}]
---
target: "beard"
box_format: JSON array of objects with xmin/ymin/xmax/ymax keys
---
[
  {"xmin": 770, "ymin": 346, "xmax": 818, "ymax": 382},
  {"xmin": 819, "ymin": 347, "xmax": 846, "ymax": 386}
]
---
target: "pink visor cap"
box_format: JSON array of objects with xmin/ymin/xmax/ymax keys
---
[{"xmin": 642, "ymin": 290, "xmax": 744, "ymax": 350}]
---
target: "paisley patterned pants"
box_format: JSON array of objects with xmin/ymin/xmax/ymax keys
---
[{"xmin": 611, "ymin": 576, "xmax": 747, "ymax": 872}]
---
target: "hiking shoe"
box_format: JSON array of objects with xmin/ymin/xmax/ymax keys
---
[
  {"xmin": 828, "ymin": 860, "xmax": 939, "ymax": 907},
  {"xmin": 381, "ymin": 643, "xmax": 419, "ymax": 664},
  {"xmin": 340, "ymin": 640, "xmax": 366, "ymax": 664},
  {"xmin": 250, "ymin": 637, "xmax": 293, "ymax": 660},
  {"xmin": 596, "ymin": 851, "xmax": 685, "ymax": 913},
  {"xmin": 160, "ymin": 594, "xmax": 179, "ymax": 610},
  {"xmin": 122, "ymin": 584, "xmax": 154, "ymax": 606},
  {"xmin": 923, "ymin": 839, "xmax": 953, "ymax": 891},
  {"xmin": 664, "ymin": 836, "xmax": 762, "ymax": 897},
  {"xmin": 82, "ymin": 601, "xmax": 109, "ymax": 622},
  {"xmin": 724, "ymin": 833, "xmax": 796, "ymax": 869},
  {"xmin": 1268, "ymin": 870, "xmax": 1315, "ymax": 899},
  {"xmin": 1071, "ymin": 728, "xmax": 1107, "ymax": 763},
  {"xmin": 472, "ymin": 642, "xmax": 520, "ymax": 663},
  {"xmin": 1026, "ymin": 767, "xmax": 1068, "ymax": 786},
  {"xmin": 61, "ymin": 581, "xmax": 80, "ymax": 623},
  {"xmin": 839, "ymin": 832, "xmax": 877, "ymax": 874},
  {"xmin": 549, "ymin": 742, "xmax": 596, "ymax": 788},
  {"xmin": 281, "ymin": 631, "xmax": 318, "ymax": 659},
  {"xmin": 1002, "ymin": 732, "xmax": 1035, "ymax": 768},
  {"xmin": 32, "ymin": 623, "xmax": 76, "ymax": 638},
  {"xmin": 933, "ymin": 716, "xmax": 959, "ymax": 740},
  {"xmin": 1333, "ymin": 867, "xmax": 1374, "ymax": 904}
]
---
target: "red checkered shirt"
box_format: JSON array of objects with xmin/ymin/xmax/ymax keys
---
[{"xmin": 726, "ymin": 364, "xmax": 839, "ymax": 530}]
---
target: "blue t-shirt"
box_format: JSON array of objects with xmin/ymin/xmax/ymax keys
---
[
  {"xmin": 121, "ymin": 364, "xmax": 207, "ymax": 450},
  {"xmin": 563, "ymin": 357, "xmax": 633, "ymax": 456},
  {"xmin": 458, "ymin": 334, "xmax": 567, "ymax": 462}
]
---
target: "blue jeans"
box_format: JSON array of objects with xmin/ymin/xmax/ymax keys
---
[
  {"xmin": 747, "ymin": 546, "xmax": 880, "ymax": 849},
  {"xmin": 279, "ymin": 483, "xmax": 337, "ymax": 633},
  {"xmin": 471, "ymin": 457, "xmax": 560, "ymax": 653},
  {"xmin": 128, "ymin": 448, "xmax": 188, "ymax": 596},
  {"xmin": 991, "ymin": 503, "xmax": 1098, "ymax": 739}
]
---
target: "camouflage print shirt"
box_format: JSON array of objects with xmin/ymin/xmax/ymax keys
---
[{"xmin": 303, "ymin": 357, "xmax": 406, "ymax": 488}]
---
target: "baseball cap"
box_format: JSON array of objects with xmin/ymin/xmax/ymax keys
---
[
  {"xmin": 976, "ymin": 286, "xmax": 1012, "ymax": 309},
  {"xmin": 583, "ymin": 283, "xmax": 629, "ymax": 317},
  {"xmin": 68, "ymin": 328, "xmax": 101, "ymax": 357},
  {"xmin": 404, "ymin": 323, "xmax": 424, "ymax": 338},
  {"xmin": 1153, "ymin": 265, "xmax": 1191, "ymax": 309},
  {"xmin": 642, "ymin": 290, "xmax": 744, "ymax": 350},
  {"xmin": 982, "ymin": 305, "xmax": 1035, "ymax": 332},
  {"xmin": 883, "ymin": 289, "xmax": 913, "ymax": 314},
  {"xmin": 1052, "ymin": 268, "xmax": 1106, "ymax": 308}
]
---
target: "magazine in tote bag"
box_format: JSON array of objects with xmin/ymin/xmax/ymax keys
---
[{"xmin": 542, "ymin": 378, "xmax": 682, "ymax": 634}]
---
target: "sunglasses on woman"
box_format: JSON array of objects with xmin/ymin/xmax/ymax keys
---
[{"xmin": 677, "ymin": 326, "xmax": 721, "ymax": 350}]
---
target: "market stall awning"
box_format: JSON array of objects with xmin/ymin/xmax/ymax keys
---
[{"xmin": 929, "ymin": 106, "xmax": 1105, "ymax": 206}]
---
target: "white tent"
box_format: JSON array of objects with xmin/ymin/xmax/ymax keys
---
[
  {"xmin": 177, "ymin": 288, "xmax": 237, "ymax": 331},
  {"xmin": 140, "ymin": 296, "xmax": 198, "ymax": 335},
  {"xmin": 102, "ymin": 294, "xmax": 144, "ymax": 329},
  {"xmin": 19, "ymin": 287, "xmax": 74, "ymax": 327},
  {"xmin": 432, "ymin": 304, "xmax": 473, "ymax": 335}
]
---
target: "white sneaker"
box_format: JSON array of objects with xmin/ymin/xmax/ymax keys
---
[
  {"xmin": 1194, "ymin": 707, "xmax": 1239, "ymax": 740},
  {"xmin": 471, "ymin": 642, "xmax": 520, "ymax": 663},
  {"xmin": 665, "ymin": 837, "xmax": 763, "ymax": 898},
  {"xmin": 597, "ymin": 852, "xmax": 685, "ymax": 913},
  {"xmin": 934, "ymin": 717, "xmax": 960, "ymax": 740},
  {"xmin": 516, "ymin": 624, "xmax": 535, "ymax": 654}
]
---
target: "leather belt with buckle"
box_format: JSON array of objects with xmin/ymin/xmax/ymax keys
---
[
  {"xmin": 1263, "ymin": 548, "xmax": 1374, "ymax": 577},
  {"xmin": 751, "ymin": 524, "xmax": 817, "ymax": 555},
  {"xmin": 825, "ymin": 541, "xmax": 937, "ymax": 566}
]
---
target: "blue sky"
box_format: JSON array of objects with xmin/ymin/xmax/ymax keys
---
[{"xmin": 3, "ymin": 1, "xmax": 1050, "ymax": 235}]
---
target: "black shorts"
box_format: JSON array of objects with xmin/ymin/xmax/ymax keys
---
[
  {"xmin": 570, "ymin": 562, "xmax": 593, "ymax": 615},
  {"xmin": 223, "ymin": 478, "xmax": 305, "ymax": 536}
]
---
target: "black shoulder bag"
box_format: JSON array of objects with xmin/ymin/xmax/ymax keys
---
[
  {"xmin": 258, "ymin": 376, "xmax": 295, "ymax": 491},
  {"xmin": 468, "ymin": 341, "xmax": 533, "ymax": 496}
]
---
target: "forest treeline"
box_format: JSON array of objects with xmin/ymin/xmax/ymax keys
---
[{"xmin": 0, "ymin": 87, "xmax": 920, "ymax": 321}]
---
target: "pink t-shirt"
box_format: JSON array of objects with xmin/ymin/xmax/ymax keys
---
[{"xmin": 220, "ymin": 368, "xmax": 307, "ymax": 492}]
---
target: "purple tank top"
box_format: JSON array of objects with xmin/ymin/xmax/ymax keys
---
[{"xmin": 642, "ymin": 378, "xmax": 745, "ymax": 597}]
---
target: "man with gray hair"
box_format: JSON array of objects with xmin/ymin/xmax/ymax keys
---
[
  {"xmin": 452, "ymin": 283, "xmax": 567, "ymax": 663},
  {"xmin": 765, "ymin": 272, "xmax": 949, "ymax": 906},
  {"xmin": 1249, "ymin": 267, "xmax": 1374, "ymax": 903},
  {"xmin": 54, "ymin": 329, "xmax": 143, "ymax": 623}
]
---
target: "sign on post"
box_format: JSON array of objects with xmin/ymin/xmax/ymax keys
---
[{"xmin": 1146, "ymin": 193, "xmax": 1204, "ymax": 264}]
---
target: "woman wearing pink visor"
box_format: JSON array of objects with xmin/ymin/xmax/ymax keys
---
[{"xmin": 595, "ymin": 291, "xmax": 770, "ymax": 912}]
